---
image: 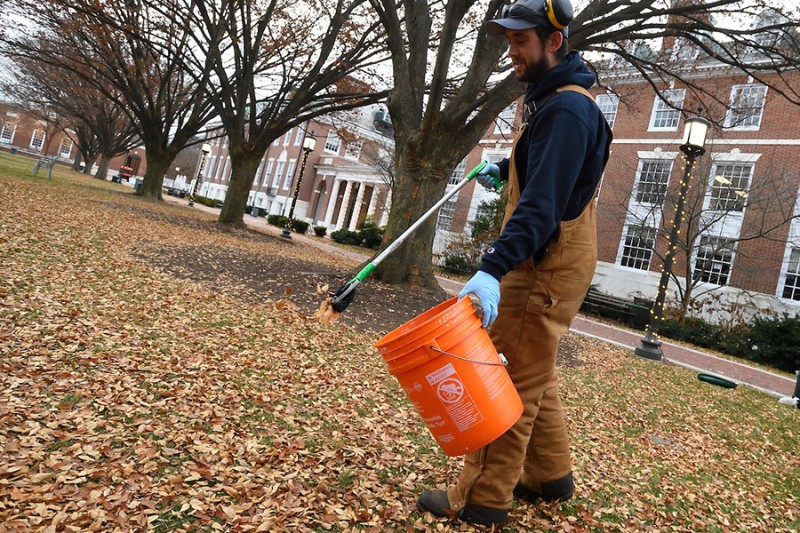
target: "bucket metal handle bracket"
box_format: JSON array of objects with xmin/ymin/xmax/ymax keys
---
[{"xmin": 428, "ymin": 346, "xmax": 508, "ymax": 366}]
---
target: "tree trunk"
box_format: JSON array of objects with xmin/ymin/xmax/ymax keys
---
[
  {"xmin": 138, "ymin": 149, "xmax": 174, "ymax": 200},
  {"xmin": 94, "ymin": 154, "xmax": 111, "ymax": 180},
  {"xmin": 218, "ymin": 150, "xmax": 262, "ymax": 227},
  {"xmin": 374, "ymin": 143, "xmax": 452, "ymax": 292},
  {"xmin": 71, "ymin": 151, "xmax": 83, "ymax": 172}
]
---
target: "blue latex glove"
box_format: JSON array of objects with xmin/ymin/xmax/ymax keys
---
[
  {"xmin": 459, "ymin": 271, "xmax": 501, "ymax": 328},
  {"xmin": 476, "ymin": 163, "xmax": 501, "ymax": 191}
]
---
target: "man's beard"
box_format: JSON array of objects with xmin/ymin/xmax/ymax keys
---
[{"xmin": 516, "ymin": 58, "xmax": 549, "ymax": 84}]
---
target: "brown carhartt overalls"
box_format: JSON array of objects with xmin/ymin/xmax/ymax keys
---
[{"xmin": 448, "ymin": 87, "xmax": 600, "ymax": 511}]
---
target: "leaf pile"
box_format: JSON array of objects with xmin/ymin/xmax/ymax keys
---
[{"xmin": 1, "ymin": 163, "xmax": 799, "ymax": 531}]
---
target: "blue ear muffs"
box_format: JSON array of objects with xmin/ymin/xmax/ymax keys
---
[{"xmin": 543, "ymin": 0, "xmax": 573, "ymax": 30}]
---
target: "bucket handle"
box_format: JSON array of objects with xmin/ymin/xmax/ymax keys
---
[{"xmin": 429, "ymin": 346, "xmax": 509, "ymax": 366}]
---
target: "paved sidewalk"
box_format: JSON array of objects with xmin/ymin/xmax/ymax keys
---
[{"xmin": 161, "ymin": 194, "xmax": 797, "ymax": 399}]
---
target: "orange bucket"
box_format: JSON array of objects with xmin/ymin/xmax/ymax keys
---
[{"xmin": 375, "ymin": 297, "xmax": 523, "ymax": 456}]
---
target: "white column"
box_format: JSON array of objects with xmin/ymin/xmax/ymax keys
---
[
  {"xmin": 366, "ymin": 185, "xmax": 379, "ymax": 218},
  {"xmin": 349, "ymin": 182, "xmax": 366, "ymax": 231},
  {"xmin": 336, "ymin": 181, "xmax": 354, "ymax": 229},
  {"xmin": 324, "ymin": 179, "xmax": 342, "ymax": 227},
  {"xmin": 379, "ymin": 187, "xmax": 392, "ymax": 227}
]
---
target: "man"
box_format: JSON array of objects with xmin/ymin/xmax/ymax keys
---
[{"xmin": 417, "ymin": 0, "xmax": 612, "ymax": 527}]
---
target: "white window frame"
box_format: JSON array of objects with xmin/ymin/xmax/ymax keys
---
[
  {"xmin": 693, "ymin": 235, "xmax": 736, "ymax": 287},
  {"xmin": 596, "ymin": 94, "xmax": 619, "ymax": 129},
  {"xmin": 282, "ymin": 159, "xmax": 297, "ymax": 189},
  {"xmin": 30, "ymin": 129, "xmax": 46, "ymax": 150},
  {"xmin": 436, "ymin": 196, "xmax": 458, "ymax": 231},
  {"xmin": 648, "ymin": 89, "xmax": 685, "ymax": 131},
  {"xmin": 294, "ymin": 127, "xmax": 303, "ymax": 145},
  {"xmin": 344, "ymin": 141, "xmax": 363, "ymax": 161},
  {"xmin": 618, "ymin": 224, "xmax": 658, "ymax": 271},
  {"xmin": 780, "ymin": 247, "xmax": 800, "ymax": 302},
  {"xmin": 449, "ymin": 158, "xmax": 468, "ymax": 185},
  {"xmin": 724, "ymin": 84, "xmax": 767, "ymax": 130},
  {"xmin": 273, "ymin": 159, "xmax": 286, "ymax": 188},
  {"xmin": 633, "ymin": 159, "xmax": 673, "ymax": 206},
  {"xmin": 283, "ymin": 129, "xmax": 292, "ymax": 145},
  {"xmin": 324, "ymin": 131, "xmax": 341, "ymax": 154},
  {"xmin": 58, "ymin": 138, "xmax": 73, "ymax": 158},
  {"xmin": 263, "ymin": 159, "xmax": 274, "ymax": 187},
  {"xmin": 707, "ymin": 162, "xmax": 753, "ymax": 212},
  {"xmin": 0, "ymin": 123, "xmax": 16, "ymax": 144},
  {"xmin": 494, "ymin": 102, "xmax": 518, "ymax": 135}
]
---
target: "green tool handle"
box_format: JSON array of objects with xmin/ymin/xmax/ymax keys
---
[{"xmin": 344, "ymin": 161, "xmax": 490, "ymax": 287}]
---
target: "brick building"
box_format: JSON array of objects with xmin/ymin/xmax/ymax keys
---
[
  {"xmin": 196, "ymin": 106, "xmax": 395, "ymax": 231},
  {"xmin": 0, "ymin": 102, "xmax": 76, "ymax": 162},
  {"xmin": 446, "ymin": 62, "xmax": 800, "ymax": 320}
]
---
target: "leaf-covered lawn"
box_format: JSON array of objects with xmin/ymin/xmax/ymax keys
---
[{"xmin": 1, "ymin": 156, "xmax": 798, "ymax": 532}]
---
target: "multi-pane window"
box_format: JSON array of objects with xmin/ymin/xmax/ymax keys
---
[
  {"xmin": 30, "ymin": 129, "xmax": 45, "ymax": 150},
  {"xmin": 709, "ymin": 163, "xmax": 752, "ymax": 212},
  {"xmin": 282, "ymin": 159, "xmax": 297, "ymax": 189},
  {"xmin": 262, "ymin": 159, "xmax": 274, "ymax": 186},
  {"xmin": 1, "ymin": 123, "xmax": 16, "ymax": 144},
  {"xmin": 694, "ymin": 236, "xmax": 735, "ymax": 286},
  {"xmin": 596, "ymin": 94, "xmax": 619, "ymax": 128},
  {"xmin": 634, "ymin": 160, "xmax": 672, "ymax": 205},
  {"xmin": 436, "ymin": 197, "xmax": 457, "ymax": 231},
  {"xmin": 324, "ymin": 131, "xmax": 341, "ymax": 154},
  {"xmin": 648, "ymin": 89, "xmax": 685, "ymax": 130},
  {"xmin": 58, "ymin": 138, "xmax": 73, "ymax": 158},
  {"xmin": 620, "ymin": 225, "xmax": 657, "ymax": 270},
  {"xmin": 345, "ymin": 141, "xmax": 363, "ymax": 160},
  {"xmin": 449, "ymin": 158, "xmax": 467, "ymax": 185},
  {"xmin": 283, "ymin": 129, "xmax": 292, "ymax": 145},
  {"xmin": 273, "ymin": 160, "xmax": 285, "ymax": 187},
  {"xmin": 294, "ymin": 127, "xmax": 303, "ymax": 145},
  {"xmin": 494, "ymin": 102, "xmax": 518, "ymax": 134},
  {"xmin": 725, "ymin": 84, "xmax": 767, "ymax": 129},
  {"xmin": 782, "ymin": 248, "xmax": 800, "ymax": 301}
]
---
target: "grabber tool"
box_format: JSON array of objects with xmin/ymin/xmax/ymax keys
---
[{"xmin": 330, "ymin": 161, "xmax": 501, "ymax": 312}]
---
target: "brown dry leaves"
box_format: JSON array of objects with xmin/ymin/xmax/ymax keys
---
[
  {"xmin": 1, "ymin": 167, "xmax": 798, "ymax": 532},
  {"xmin": 312, "ymin": 285, "xmax": 342, "ymax": 325}
]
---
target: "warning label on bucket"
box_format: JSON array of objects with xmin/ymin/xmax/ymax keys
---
[{"xmin": 426, "ymin": 363, "xmax": 484, "ymax": 432}]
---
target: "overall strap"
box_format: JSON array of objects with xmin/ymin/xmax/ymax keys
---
[{"xmin": 523, "ymin": 84, "xmax": 597, "ymax": 123}]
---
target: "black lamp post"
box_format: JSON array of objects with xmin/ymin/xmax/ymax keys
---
[
  {"xmin": 635, "ymin": 116, "xmax": 711, "ymax": 361},
  {"xmin": 281, "ymin": 132, "xmax": 317, "ymax": 239},
  {"xmin": 188, "ymin": 143, "xmax": 212, "ymax": 207}
]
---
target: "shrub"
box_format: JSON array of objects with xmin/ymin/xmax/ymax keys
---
[
  {"xmin": 193, "ymin": 195, "xmax": 216, "ymax": 208},
  {"xmin": 267, "ymin": 214, "xmax": 288, "ymax": 227},
  {"xmin": 313, "ymin": 225, "xmax": 327, "ymax": 237},
  {"xmin": 441, "ymin": 254, "xmax": 477, "ymax": 275},
  {"xmin": 357, "ymin": 220, "xmax": 384, "ymax": 249},
  {"xmin": 739, "ymin": 314, "xmax": 800, "ymax": 373},
  {"xmin": 290, "ymin": 219, "xmax": 310, "ymax": 234},
  {"xmin": 331, "ymin": 229, "xmax": 361, "ymax": 245}
]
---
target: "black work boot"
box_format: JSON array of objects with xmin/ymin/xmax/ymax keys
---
[
  {"xmin": 513, "ymin": 472, "xmax": 575, "ymax": 503},
  {"xmin": 417, "ymin": 490, "xmax": 508, "ymax": 528}
]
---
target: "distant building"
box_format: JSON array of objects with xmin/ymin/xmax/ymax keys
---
[
  {"xmin": 197, "ymin": 106, "xmax": 395, "ymax": 231},
  {"xmin": 0, "ymin": 102, "xmax": 76, "ymax": 162},
  {"xmin": 448, "ymin": 49, "xmax": 800, "ymax": 320}
]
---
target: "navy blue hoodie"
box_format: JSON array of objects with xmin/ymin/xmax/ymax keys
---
[{"xmin": 479, "ymin": 50, "xmax": 612, "ymax": 281}]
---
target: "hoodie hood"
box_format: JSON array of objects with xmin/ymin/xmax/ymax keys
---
[{"xmin": 524, "ymin": 50, "xmax": 595, "ymax": 104}]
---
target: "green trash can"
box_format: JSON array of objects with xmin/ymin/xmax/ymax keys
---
[{"xmin": 134, "ymin": 178, "xmax": 143, "ymax": 192}]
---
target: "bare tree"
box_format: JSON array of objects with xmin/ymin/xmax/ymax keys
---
[
  {"xmin": 153, "ymin": 0, "xmax": 391, "ymax": 226},
  {"xmin": 2, "ymin": 58, "xmax": 139, "ymax": 180},
  {"xmin": 0, "ymin": 0, "xmax": 218, "ymax": 199},
  {"xmin": 371, "ymin": 0, "xmax": 800, "ymax": 289}
]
